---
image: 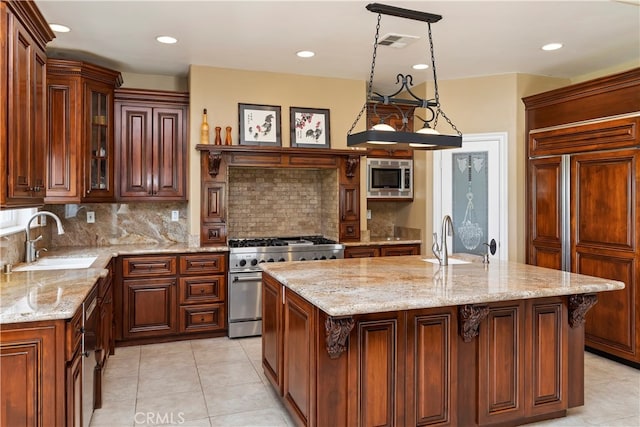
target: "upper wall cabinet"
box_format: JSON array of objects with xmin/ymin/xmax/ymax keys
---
[
  {"xmin": 0, "ymin": 0, "xmax": 55, "ymax": 208},
  {"xmin": 115, "ymin": 89, "xmax": 189, "ymax": 201},
  {"xmin": 45, "ymin": 59, "xmax": 123, "ymax": 203}
]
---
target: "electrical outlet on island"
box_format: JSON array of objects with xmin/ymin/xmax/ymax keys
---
[{"xmin": 87, "ymin": 211, "xmax": 95, "ymax": 223}]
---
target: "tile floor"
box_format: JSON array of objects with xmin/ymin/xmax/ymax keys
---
[{"xmin": 90, "ymin": 337, "xmax": 640, "ymax": 427}]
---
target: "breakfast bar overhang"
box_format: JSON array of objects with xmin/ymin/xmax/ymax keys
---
[{"xmin": 259, "ymin": 256, "xmax": 624, "ymax": 427}]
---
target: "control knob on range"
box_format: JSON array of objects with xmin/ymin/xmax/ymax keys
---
[
  {"xmin": 278, "ymin": 258, "xmax": 286, "ymax": 262},
  {"xmin": 299, "ymin": 257, "xmax": 306, "ymax": 261},
  {"xmin": 239, "ymin": 259, "xmax": 247, "ymax": 267},
  {"xmin": 321, "ymin": 256, "xmax": 327, "ymax": 260},
  {"xmin": 330, "ymin": 255, "xmax": 337, "ymax": 259},
  {"xmin": 258, "ymin": 259, "xmax": 265, "ymax": 264},
  {"xmin": 267, "ymin": 258, "xmax": 274, "ymax": 262},
  {"xmin": 251, "ymin": 259, "xmax": 258, "ymax": 266}
]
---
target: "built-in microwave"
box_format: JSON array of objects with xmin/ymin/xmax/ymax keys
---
[{"xmin": 366, "ymin": 158, "xmax": 413, "ymax": 199}]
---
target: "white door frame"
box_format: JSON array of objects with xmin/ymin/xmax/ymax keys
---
[{"xmin": 432, "ymin": 132, "xmax": 509, "ymax": 260}]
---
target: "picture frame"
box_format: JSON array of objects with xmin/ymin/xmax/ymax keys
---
[
  {"xmin": 289, "ymin": 107, "xmax": 330, "ymax": 148},
  {"xmin": 238, "ymin": 103, "xmax": 282, "ymax": 146}
]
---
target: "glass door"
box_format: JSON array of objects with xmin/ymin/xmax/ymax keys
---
[{"xmin": 84, "ymin": 82, "xmax": 114, "ymax": 200}]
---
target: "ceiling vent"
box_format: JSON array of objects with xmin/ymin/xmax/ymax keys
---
[{"xmin": 378, "ymin": 33, "xmax": 420, "ymax": 49}]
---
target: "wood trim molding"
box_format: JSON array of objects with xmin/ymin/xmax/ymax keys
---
[
  {"xmin": 458, "ymin": 304, "xmax": 490, "ymax": 342},
  {"xmin": 207, "ymin": 153, "xmax": 222, "ymax": 177},
  {"xmin": 568, "ymin": 294, "xmax": 598, "ymax": 328},
  {"xmin": 325, "ymin": 316, "xmax": 355, "ymax": 359}
]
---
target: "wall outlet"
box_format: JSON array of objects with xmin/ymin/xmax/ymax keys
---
[
  {"xmin": 366, "ymin": 209, "xmax": 372, "ymax": 220},
  {"xmin": 87, "ymin": 211, "xmax": 95, "ymax": 223},
  {"xmin": 171, "ymin": 210, "xmax": 179, "ymax": 222}
]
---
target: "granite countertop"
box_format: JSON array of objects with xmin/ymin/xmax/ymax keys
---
[
  {"xmin": 0, "ymin": 243, "xmax": 229, "ymax": 324},
  {"xmin": 260, "ymin": 255, "xmax": 625, "ymax": 317}
]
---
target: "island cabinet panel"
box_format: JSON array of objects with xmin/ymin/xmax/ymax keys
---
[
  {"xmin": 478, "ymin": 302, "xmax": 526, "ymax": 425},
  {"xmin": 350, "ymin": 314, "xmax": 404, "ymax": 427},
  {"xmin": 262, "ymin": 274, "xmax": 283, "ymax": 394},
  {"xmin": 406, "ymin": 309, "xmax": 457, "ymax": 426},
  {"xmin": 525, "ymin": 298, "xmax": 567, "ymax": 417},
  {"xmin": 283, "ymin": 289, "xmax": 316, "ymax": 427}
]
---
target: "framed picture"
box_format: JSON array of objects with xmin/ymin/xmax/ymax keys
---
[
  {"xmin": 238, "ymin": 103, "xmax": 281, "ymax": 146},
  {"xmin": 290, "ymin": 107, "xmax": 330, "ymax": 148}
]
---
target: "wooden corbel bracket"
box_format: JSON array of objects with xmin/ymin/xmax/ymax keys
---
[
  {"xmin": 568, "ymin": 294, "xmax": 598, "ymax": 328},
  {"xmin": 325, "ymin": 316, "xmax": 355, "ymax": 359},
  {"xmin": 345, "ymin": 156, "xmax": 359, "ymax": 178},
  {"xmin": 207, "ymin": 152, "xmax": 222, "ymax": 177},
  {"xmin": 459, "ymin": 304, "xmax": 490, "ymax": 342}
]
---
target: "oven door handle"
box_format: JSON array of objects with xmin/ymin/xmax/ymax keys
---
[{"xmin": 232, "ymin": 275, "xmax": 262, "ymax": 283}]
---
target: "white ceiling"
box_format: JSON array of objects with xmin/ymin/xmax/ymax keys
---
[{"xmin": 37, "ymin": 0, "xmax": 640, "ymax": 92}]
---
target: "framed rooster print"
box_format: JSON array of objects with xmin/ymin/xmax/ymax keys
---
[
  {"xmin": 290, "ymin": 107, "xmax": 330, "ymax": 148},
  {"xmin": 238, "ymin": 103, "xmax": 282, "ymax": 146}
]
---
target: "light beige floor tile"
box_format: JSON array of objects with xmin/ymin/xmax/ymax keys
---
[
  {"xmin": 90, "ymin": 396, "xmax": 136, "ymax": 426},
  {"xmin": 140, "ymin": 340, "xmax": 193, "ymax": 358},
  {"xmin": 190, "ymin": 337, "xmax": 243, "ymax": 352},
  {"xmin": 209, "ymin": 407, "xmax": 290, "ymax": 426},
  {"xmin": 203, "ymin": 382, "xmax": 279, "ymax": 418},
  {"xmin": 198, "ymin": 359, "xmax": 262, "ymax": 389},
  {"xmin": 111, "ymin": 345, "xmax": 142, "ymax": 359},
  {"xmin": 139, "ymin": 352, "xmax": 197, "ymax": 379},
  {"xmin": 101, "ymin": 371, "xmax": 138, "ymax": 402},
  {"xmin": 193, "ymin": 345, "xmax": 248, "ymax": 366},
  {"xmin": 138, "ymin": 367, "xmax": 201, "ymax": 398},
  {"xmin": 136, "ymin": 390, "xmax": 209, "ymax": 422},
  {"xmin": 136, "ymin": 415, "xmax": 212, "ymax": 426}
]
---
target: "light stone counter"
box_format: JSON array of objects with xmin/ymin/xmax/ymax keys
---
[
  {"xmin": 1, "ymin": 243, "xmax": 229, "ymax": 324},
  {"xmin": 260, "ymin": 255, "xmax": 625, "ymax": 317}
]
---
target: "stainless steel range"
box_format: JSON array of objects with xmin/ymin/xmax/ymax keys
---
[{"xmin": 228, "ymin": 236, "xmax": 344, "ymax": 338}]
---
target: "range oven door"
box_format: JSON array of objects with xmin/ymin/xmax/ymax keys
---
[{"xmin": 228, "ymin": 271, "xmax": 263, "ymax": 338}]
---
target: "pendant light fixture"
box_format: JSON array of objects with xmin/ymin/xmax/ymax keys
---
[{"xmin": 347, "ymin": 3, "xmax": 462, "ymax": 150}]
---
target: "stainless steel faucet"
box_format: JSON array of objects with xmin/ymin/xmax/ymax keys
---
[
  {"xmin": 24, "ymin": 211, "xmax": 65, "ymax": 263},
  {"xmin": 432, "ymin": 215, "xmax": 454, "ymax": 266}
]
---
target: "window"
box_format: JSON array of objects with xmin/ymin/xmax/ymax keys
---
[{"xmin": 0, "ymin": 208, "xmax": 37, "ymax": 236}]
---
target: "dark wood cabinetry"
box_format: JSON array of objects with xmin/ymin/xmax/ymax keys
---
[
  {"xmin": 263, "ymin": 274, "xmax": 573, "ymax": 427},
  {"xmin": 45, "ymin": 59, "xmax": 123, "ymax": 203},
  {"xmin": 344, "ymin": 243, "xmax": 420, "ymax": 258},
  {"xmin": 524, "ymin": 68, "xmax": 640, "ymax": 365},
  {"xmin": 118, "ymin": 252, "xmax": 227, "ymax": 343},
  {"xmin": 366, "ymin": 103, "xmax": 415, "ymax": 159},
  {"xmin": 1, "ymin": 0, "xmax": 54, "ymax": 208},
  {"xmin": 115, "ymin": 89, "xmax": 188, "ymax": 201}
]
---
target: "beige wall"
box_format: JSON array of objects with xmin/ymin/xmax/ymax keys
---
[
  {"xmin": 187, "ymin": 65, "xmax": 366, "ymax": 238},
  {"xmin": 120, "ymin": 72, "xmax": 188, "ymax": 91}
]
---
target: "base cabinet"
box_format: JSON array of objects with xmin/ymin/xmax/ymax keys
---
[
  {"xmin": 118, "ymin": 252, "xmax": 227, "ymax": 343},
  {"xmin": 263, "ymin": 274, "xmax": 573, "ymax": 427},
  {"xmin": 344, "ymin": 243, "xmax": 420, "ymax": 258}
]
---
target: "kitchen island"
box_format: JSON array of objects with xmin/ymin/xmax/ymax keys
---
[{"xmin": 260, "ymin": 256, "xmax": 624, "ymax": 427}]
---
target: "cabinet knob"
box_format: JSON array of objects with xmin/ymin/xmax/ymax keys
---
[{"xmin": 200, "ymin": 289, "xmax": 205, "ymax": 293}]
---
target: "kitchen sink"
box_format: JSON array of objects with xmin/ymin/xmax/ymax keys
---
[
  {"xmin": 14, "ymin": 256, "xmax": 98, "ymax": 272},
  {"xmin": 423, "ymin": 258, "xmax": 471, "ymax": 265}
]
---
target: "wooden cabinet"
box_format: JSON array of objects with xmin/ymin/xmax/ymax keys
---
[
  {"xmin": 118, "ymin": 252, "xmax": 227, "ymax": 343},
  {"xmin": 344, "ymin": 243, "xmax": 420, "ymax": 258},
  {"xmin": 339, "ymin": 156, "xmax": 361, "ymax": 242},
  {"xmin": 178, "ymin": 253, "xmax": 226, "ymax": 333},
  {"xmin": 0, "ymin": 0, "xmax": 54, "ymax": 207},
  {"xmin": 262, "ymin": 274, "xmax": 283, "ymax": 394},
  {"xmin": 115, "ymin": 89, "xmax": 188, "ymax": 201},
  {"xmin": 95, "ymin": 261, "xmax": 113, "ymax": 409},
  {"xmin": 45, "ymin": 59, "xmax": 122, "ymax": 203},
  {"xmin": 524, "ymin": 69, "xmax": 640, "ymax": 364},
  {"xmin": 366, "ymin": 103, "xmax": 415, "ymax": 159}
]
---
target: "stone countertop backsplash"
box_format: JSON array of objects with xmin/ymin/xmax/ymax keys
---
[{"xmin": 0, "ymin": 244, "xmax": 228, "ymax": 325}]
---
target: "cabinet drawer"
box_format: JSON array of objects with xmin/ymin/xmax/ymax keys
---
[
  {"xmin": 179, "ymin": 304, "xmax": 226, "ymax": 333},
  {"xmin": 344, "ymin": 246, "xmax": 380, "ymax": 258},
  {"xmin": 179, "ymin": 254, "xmax": 226, "ymax": 275},
  {"xmin": 122, "ymin": 255, "xmax": 176, "ymax": 277},
  {"xmin": 65, "ymin": 306, "xmax": 83, "ymax": 361},
  {"xmin": 380, "ymin": 244, "xmax": 420, "ymax": 257},
  {"xmin": 179, "ymin": 276, "xmax": 225, "ymax": 305}
]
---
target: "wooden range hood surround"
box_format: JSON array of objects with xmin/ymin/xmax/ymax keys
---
[{"xmin": 196, "ymin": 145, "xmax": 366, "ymax": 246}]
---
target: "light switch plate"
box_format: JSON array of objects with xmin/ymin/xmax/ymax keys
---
[
  {"xmin": 171, "ymin": 211, "xmax": 179, "ymax": 221},
  {"xmin": 367, "ymin": 209, "xmax": 372, "ymax": 220},
  {"xmin": 87, "ymin": 211, "xmax": 95, "ymax": 223}
]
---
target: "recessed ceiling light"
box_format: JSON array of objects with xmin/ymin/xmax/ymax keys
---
[
  {"xmin": 542, "ymin": 43, "xmax": 563, "ymax": 51},
  {"xmin": 49, "ymin": 23, "xmax": 70, "ymax": 33},
  {"xmin": 156, "ymin": 35, "xmax": 178, "ymax": 44},
  {"xmin": 412, "ymin": 63, "xmax": 429, "ymax": 70},
  {"xmin": 296, "ymin": 50, "xmax": 315, "ymax": 58}
]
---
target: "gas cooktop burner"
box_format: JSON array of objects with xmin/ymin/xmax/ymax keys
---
[{"xmin": 228, "ymin": 235, "xmax": 338, "ymax": 248}]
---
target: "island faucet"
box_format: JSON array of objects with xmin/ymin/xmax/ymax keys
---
[
  {"xmin": 24, "ymin": 211, "xmax": 65, "ymax": 263},
  {"xmin": 432, "ymin": 215, "xmax": 454, "ymax": 266}
]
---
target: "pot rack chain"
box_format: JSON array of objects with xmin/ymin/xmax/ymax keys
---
[
  {"xmin": 428, "ymin": 22, "xmax": 462, "ymax": 136},
  {"xmin": 347, "ymin": 13, "xmax": 383, "ymax": 137}
]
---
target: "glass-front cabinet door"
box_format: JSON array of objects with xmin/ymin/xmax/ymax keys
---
[{"xmin": 84, "ymin": 81, "xmax": 115, "ymax": 201}]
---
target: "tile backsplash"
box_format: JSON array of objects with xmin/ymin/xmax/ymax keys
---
[{"xmin": 227, "ymin": 168, "xmax": 338, "ymax": 240}]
